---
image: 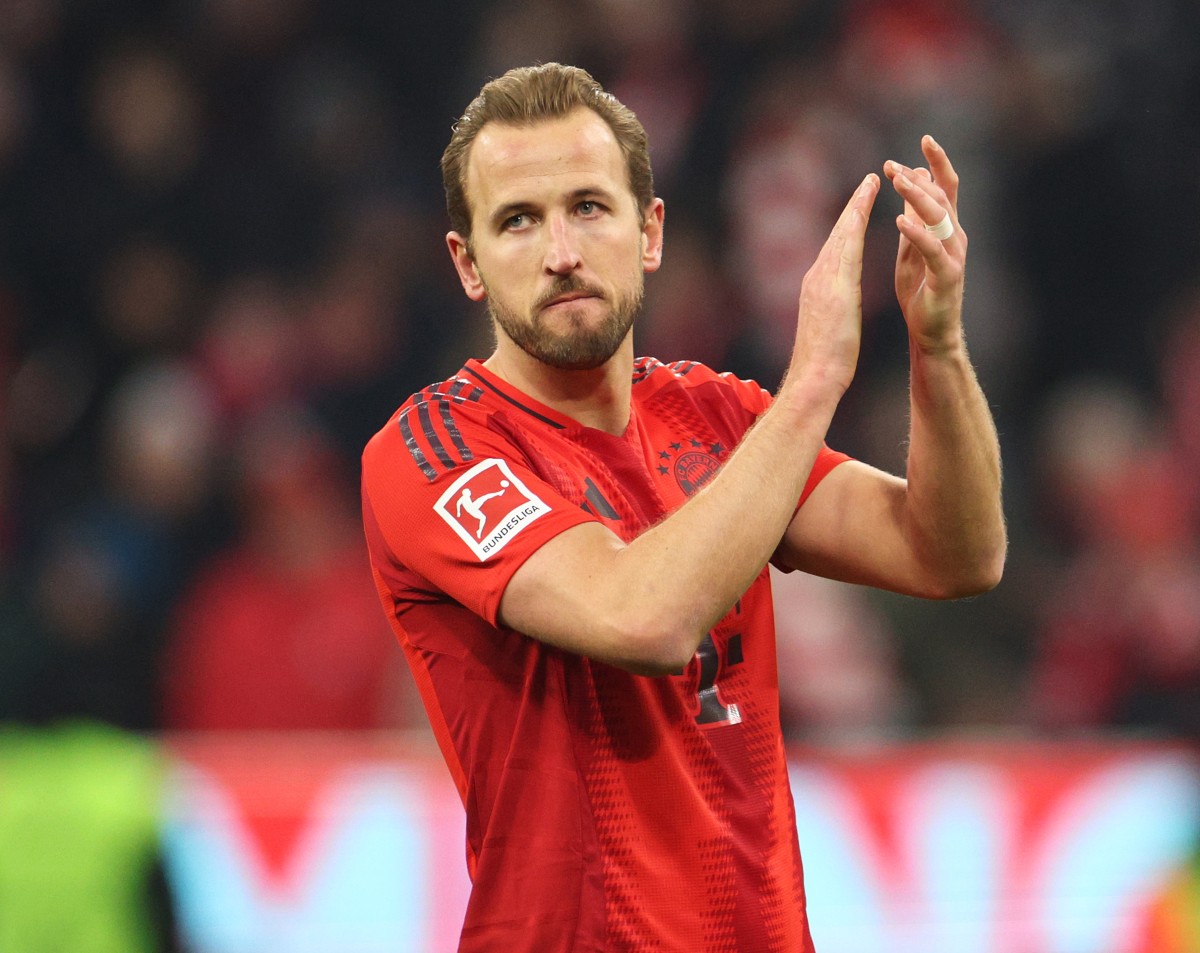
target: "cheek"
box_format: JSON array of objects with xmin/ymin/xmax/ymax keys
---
[
  {"xmin": 473, "ymin": 250, "xmax": 523, "ymax": 295},
  {"xmin": 488, "ymin": 241, "xmax": 541, "ymax": 280},
  {"xmin": 587, "ymin": 232, "xmax": 643, "ymax": 274}
]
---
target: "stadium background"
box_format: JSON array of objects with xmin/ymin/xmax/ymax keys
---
[{"xmin": 1, "ymin": 0, "xmax": 1199, "ymax": 950}]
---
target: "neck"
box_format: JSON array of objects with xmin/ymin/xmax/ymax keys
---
[{"xmin": 483, "ymin": 338, "xmax": 633, "ymax": 436}]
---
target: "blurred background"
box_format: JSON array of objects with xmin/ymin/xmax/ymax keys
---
[{"xmin": 2, "ymin": 0, "xmax": 1200, "ymax": 950}]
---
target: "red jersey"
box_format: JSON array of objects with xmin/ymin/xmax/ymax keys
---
[{"xmin": 361, "ymin": 357, "xmax": 849, "ymax": 952}]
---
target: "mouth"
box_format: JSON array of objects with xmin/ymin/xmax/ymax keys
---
[
  {"xmin": 542, "ymin": 291, "xmax": 599, "ymax": 310},
  {"xmin": 538, "ymin": 282, "xmax": 606, "ymax": 313}
]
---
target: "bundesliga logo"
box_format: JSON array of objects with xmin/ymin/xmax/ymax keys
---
[{"xmin": 434, "ymin": 458, "xmax": 549, "ymax": 561}]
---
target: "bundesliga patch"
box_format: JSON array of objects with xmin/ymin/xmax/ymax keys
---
[{"xmin": 434, "ymin": 458, "xmax": 550, "ymax": 561}]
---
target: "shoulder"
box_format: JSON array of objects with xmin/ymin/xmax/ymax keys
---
[
  {"xmin": 632, "ymin": 357, "xmax": 773, "ymax": 414},
  {"xmin": 362, "ymin": 373, "xmax": 495, "ymax": 487}
]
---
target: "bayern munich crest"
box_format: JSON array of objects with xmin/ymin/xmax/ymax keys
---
[{"xmin": 655, "ymin": 438, "xmax": 727, "ymax": 497}]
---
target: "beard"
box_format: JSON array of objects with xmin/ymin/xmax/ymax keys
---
[{"xmin": 485, "ymin": 273, "xmax": 644, "ymax": 371}]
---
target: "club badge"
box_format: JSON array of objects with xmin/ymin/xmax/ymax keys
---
[{"xmin": 654, "ymin": 438, "xmax": 727, "ymax": 497}]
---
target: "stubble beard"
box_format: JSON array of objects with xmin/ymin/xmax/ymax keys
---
[{"xmin": 486, "ymin": 274, "xmax": 644, "ymax": 371}]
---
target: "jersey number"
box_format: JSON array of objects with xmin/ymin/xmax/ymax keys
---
[{"xmin": 693, "ymin": 632, "xmax": 744, "ymax": 726}]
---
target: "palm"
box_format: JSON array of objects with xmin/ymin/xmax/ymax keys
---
[
  {"xmin": 895, "ymin": 234, "xmax": 928, "ymax": 314},
  {"xmin": 895, "ymin": 224, "xmax": 955, "ymax": 342}
]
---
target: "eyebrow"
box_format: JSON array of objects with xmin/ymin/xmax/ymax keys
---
[
  {"xmin": 489, "ymin": 201, "xmax": 535, "ymax": 231},
  {"xmin": 487, "ymin": 187, "xmax": 621, "ymax": 231},
  {"xmin": 567, "ymin": 186, "xmax": 618, "ymax": 204}
]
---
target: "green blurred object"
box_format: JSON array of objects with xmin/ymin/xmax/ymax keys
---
[{"xmin": 0, "ymin": 722, "xmax": 166, "ymax": 953}]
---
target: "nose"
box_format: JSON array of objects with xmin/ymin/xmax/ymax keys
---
[{"xmin": 542, "ymin": 214, "xmax": 582, "ymax": 275}]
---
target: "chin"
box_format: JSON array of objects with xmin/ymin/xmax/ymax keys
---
[{"xmin": 530, "ymin": 337, "xmax": 622, "ymax": 371}]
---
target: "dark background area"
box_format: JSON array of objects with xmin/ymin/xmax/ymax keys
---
[{"xmin": 2, "ymin": 0, "xmax": 1200, "ymax": 742}]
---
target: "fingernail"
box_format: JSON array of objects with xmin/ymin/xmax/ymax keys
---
[
  {"xmin": 926, "ymin": 135, "xmax": 940, "ymax": 150},
  {"xmin": 896, "ymin": 173, "xmax": 911, "ymax": 188}
]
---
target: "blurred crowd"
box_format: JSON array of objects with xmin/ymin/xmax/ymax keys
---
[{"xmin": 1, "ymin": 0, "xmax": 1199, "ymax": 743}]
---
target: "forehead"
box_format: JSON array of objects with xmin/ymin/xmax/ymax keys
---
[{"xmin": 464, "ymin": 107, "xmax": 629, "ymax": 216}]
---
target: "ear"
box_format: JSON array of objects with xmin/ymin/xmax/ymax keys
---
[
  {"xmin": 446, "ymin": 231, "xmax": 487, "ymax": 301},
  {"xmin": 640, "ymin": 198, "xmax": 665, "ymax": 273}
]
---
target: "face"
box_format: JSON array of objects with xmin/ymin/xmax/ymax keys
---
[{"xmin": 447, "ymin": 107, "xmax": 664, "ymax": 371}]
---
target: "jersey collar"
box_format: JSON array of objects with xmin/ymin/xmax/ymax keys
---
[{"xmin": 461, "ymin": 359, "xmax": 581, "ymax": 430}]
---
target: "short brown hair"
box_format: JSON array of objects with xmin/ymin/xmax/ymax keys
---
[{"xmin": 441, "ymin": 62, "xmax": 654, "ymax": 240}]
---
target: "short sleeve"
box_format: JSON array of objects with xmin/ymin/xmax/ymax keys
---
[
  {"xmin": 697, "ymin": 366, "xmax": 852, "ymax": 505},
  {"xmin": 689, "ymin": 369, "xmax": 853, "ymax": 571},
  {"xmin": 361, "ymin": 408, "xmax": 597, "ymax": 627},
  {"xmin": 800, "ymin": 445, "xmax": 852, "ymax": 506}
]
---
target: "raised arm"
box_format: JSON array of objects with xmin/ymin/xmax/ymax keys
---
[
  {"xmin": 777, "ymin": 136, "xmax": 1006, "ymax": 598},
  {"xmin": 497, "ymin": 174, "xmax": 882, "ymax": 675}
]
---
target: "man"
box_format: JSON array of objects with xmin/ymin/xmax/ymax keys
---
[{"xmin": 361, "ymin": 63, "xmax": 1005, "ymax": 952}]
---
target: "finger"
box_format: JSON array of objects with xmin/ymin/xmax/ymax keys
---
[
  {"xmin": 921, "ymin": 135, "xmax": 960, "ymax": 210},
  {"xmin": 885, "ymin": 162, "xmax": 943, "ymax": 209},
  {"xmin": 889, "ymin": 170, "xmax": 956, "ymax": 243},
  {"xmin": 885, "ymin": 164, "xmax": 919, "ymax": 215},
  {"xmin": 896, "ymin": 213, "xmax": 962, "ymax": 274},
  {"xmin": 884, "ymin": 161, "xmax": 932, "ymax": 217},
  {"xmin": 832, "ymin": 173, "xmax": 880, "ymax": 236},
  {"xmin": 821, "ymin": 173, "xmax": 879, "ymax": 276},
  {"xmin": 910, "ymin": 168, "xmax": 939, "ymax": 221}
]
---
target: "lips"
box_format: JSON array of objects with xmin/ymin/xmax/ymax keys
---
[
  {"xmin": 545, "ymin": 292, "xmax": 595, "ymax": 307},
  {"xmin": 540, "ymin": 290, "xmax": 602, "ymax": 313}
]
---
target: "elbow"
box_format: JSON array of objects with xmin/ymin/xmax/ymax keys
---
[
  {"xmin": 980, "ymin": 545, "xmax": 1008, "ymax": 592},
  {"xmin": 922, "ymin": 540, "xmax": 1007, "ymax": 600},
  {"xmin": 973, "ymin": 528, "xmax": 1010, "ymax": 593},
  {"xmin": 603, "ymin": 616, "xmax": 702, "ymax": 677},
  {"xmin": 939, "ymin": 560, "xmax": 1004, "ymax": 600}
]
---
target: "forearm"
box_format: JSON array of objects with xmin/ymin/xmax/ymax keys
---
[
  {"xmin": 903, "ymin": 333, "xmax": 1006, "ymax": 595},
  {"xmin": 503, "ymin": 381, "xmax": 840, "ymax": 675},
  {"xmin": 612, "ymin": 175, "xmax": 878, "ymax": 656},
  {"xmin": 616, "ymin": 382, "xmax": 839, "ymax": 654}
]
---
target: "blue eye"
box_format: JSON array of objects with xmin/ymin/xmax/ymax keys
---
[{"xmin": 504, "ymin": 213, "xmax": 527, "ymax": 230}]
